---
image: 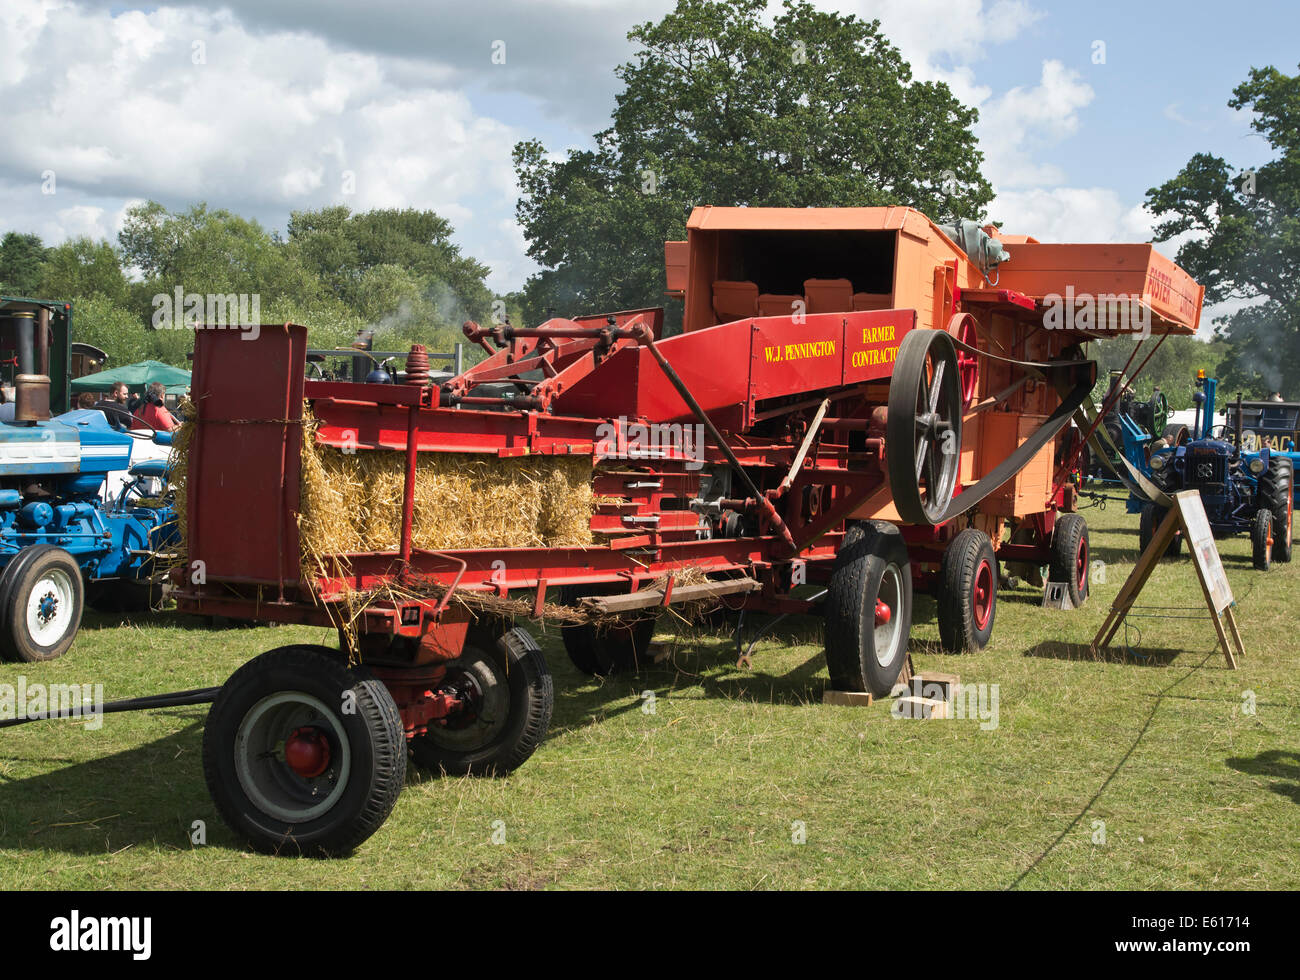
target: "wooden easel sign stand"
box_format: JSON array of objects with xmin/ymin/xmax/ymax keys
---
[{"xmin": 1091, "ymin": 491, "xmax": 1243, "ymax": 668}]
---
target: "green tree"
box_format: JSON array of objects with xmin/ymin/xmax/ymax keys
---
[
  {"xmin": 0, "ymin": 232, "xmax": 49, "ymax": 296},
  {"xmin": 1146, "ymin": 64, "xmax": 1300, "ymax": 400},
  {"xmin": 287, "ymin": 206, "xmax": 494, "ymax": 327},
  {"xmin": 70, "ymin": 293, "xmax": 153, "ymax": 365},
  {"xmin": 514, "ymin": 0, "xmax": 993, "ymax": 327},
  {"xmin": 37, "ymin": 237, "xmax": 129, "ymax": 304},
  {"xmin": 119, "ymin": 201, "xmax": 322, "ymax": 315},
  {"xmin": 1089, "ymin": 335, "xmax": 1232, "ymax": 412}
]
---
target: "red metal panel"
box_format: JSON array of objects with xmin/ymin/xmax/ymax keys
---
[{"xmin": 189, "ymin": 324, "xmax": 307, "ymax": 590}]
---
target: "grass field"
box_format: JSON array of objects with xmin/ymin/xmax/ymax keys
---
[{"xmin": 1, "ymin": 490, "xmax": 1297, "ymax": 890}]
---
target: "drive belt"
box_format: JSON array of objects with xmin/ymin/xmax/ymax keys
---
[{"xmin": 931, "ymin": 341, "xmax": 1098, "ymax": 524}]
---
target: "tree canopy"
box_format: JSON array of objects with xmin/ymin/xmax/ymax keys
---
[
  {"xmin": 514, "ymin": 0, "xmax": 993, "ymax": 329},
  {"xmin": 1146, "ymin": 64, "xmax": 1300, "ymax": 399}
]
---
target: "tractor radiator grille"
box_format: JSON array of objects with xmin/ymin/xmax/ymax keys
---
[{"xmin": 1185, "ymin": 451, "xmax": 1226, "ymax": 487}]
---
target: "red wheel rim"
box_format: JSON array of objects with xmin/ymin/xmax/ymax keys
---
[
  {"xmin": 951, "ymin": 315, "xmax": 979, "ymax": 410},
  {"xmin": 1076, "ymin": 536, "xmax": 1088, "ymax": 591},
  {"xmin": 972, "ymin": 558, "xmax": 993, "ymax": 630}
]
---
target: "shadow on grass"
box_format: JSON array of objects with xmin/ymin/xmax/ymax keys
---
[
  {"xmin": 0, "ymin": 713, "xmax": 216, "ymax": 856},
  {"xmin": 78, "ymin": 608, "xmax": 268, "ymax": 633},
  {"xmin": 542, "ymin": 616, "xmax": 835, "ymax": 737},
  {"xmin": 1225, "ymin": 750, "xmax": 1300, "ymax": 805},
  {"xmin": 1023, "ymin": 640, "xmax": 1184, "ymax": 666}
]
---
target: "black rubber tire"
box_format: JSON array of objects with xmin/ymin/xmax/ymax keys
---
[
  {"xmin": 558, "ymin": 584, "xmax": 656, "ymax": 675},
  {"xmin": 1048, "ymin": 513, "xmax": 1089, "ymax": 607},
  {"xmin": 824, "ymin": 522, "xmax": 913, "ymax": 696},
  {"xmin": 0, "ymin": 547, "xmax": 85, "ymax": 663},
  {"xmin": 1258, "ymin": 457, "xmax": 1293, "ymax": 563},
  {"xmin": 408, "ymin": 625, "xmax": 553, "ymax": 777},
  {"xmin": 1251, "ymin": 508, "xmax": 1273, "ymax": 571},
  {"xmin": 203, "ymin": 644, "xmax": 406, "ymax": 857},
  {"xmin": 936, "ymin": 528, "xmax": 997, "ymax": 653},
  {"xmin": 1139, "ymin": 503, "xmax": 1181, "ymax": 558}
]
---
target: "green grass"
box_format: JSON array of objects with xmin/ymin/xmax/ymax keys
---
[{"xmin": 1, "ymin": 491, "xmax": 1297, "ymax": 889}]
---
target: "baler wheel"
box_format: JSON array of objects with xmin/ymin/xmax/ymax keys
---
[
  {"xmin": 0, "ymin": 546, "xmax": 85, "ymax": 663},
  {"xmin": 886, "ymin": 329, "xmax": 962, "ymax": 525},
  {"xmin": 1048, "ymin": 514, "xmax": 1090, "ymax": 607},
  {"xmin": 203, "ymin": 645, "xmax": 406, "ymax": 856},
  {"xmin": 1139, "ymin": 503, "xmax": 1181, "ymax": 559},
  {"xmin": 1251, "ymin": 508, "xmax": 1273, "ymax": 572},
  {"xmin": 823, "ymin": 522, "xmax": 912, "ymax": 696},
  {"xmin": 936, "ymin": 529, "xmax": 998, "ymax": 653},
  {"xmin": 408, "ymin": 625, "xmax": 553, "ymax": 777},
  {"xmin": 558, "ymin": 584, "xmax": 656, "ymax": 675}
]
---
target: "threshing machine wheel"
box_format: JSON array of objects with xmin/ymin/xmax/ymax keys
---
[
  {"xmin": 1259, "ymin": 456, "xmax": 1293, "ymax": 564},
  {"xmin": 0, "ymin": 546, "xmax": 85, "ymax": 663},
  {"xmin": 823, "ymin": 521, "xmax": 913, "ymax": 696},
  {"xmin": 936, "ymin": 528, "xmax": 998, "ymax": 653},
  {"xmin": 408, "ymin": 625, "xmax": 553, "ymax": 777},
  {"xmin": 203, "ymin": 644, "xmax": 406, "ymax": 856},
  {"xmin": 1139, "ymin": 503, "xmax": 1181, "ymax": 559},
  {"xmin": 1251, "ymin": 509, "xmax": 1273, "ymax": 572},
  {"xmin": 558, "ymin": 584, "xmax": 657, "ymax": 675},
  {"xmin": 1048, "ymin": 514, "xmax": 1090, "ymax": 607},
  {"xmin": 887, "ymin": 329, "xmax": 963, "ymax": 526},
  {"xmin": 946, "ymin": 313, "xmax": 980, "ymax": 410}
]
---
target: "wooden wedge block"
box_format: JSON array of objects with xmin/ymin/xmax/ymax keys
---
[
  {"xmin": 823, "ymin": 689, "xmax": 873, "ymax": 707},
  {"xmin": 894, "ymin": 695, "xmax": 949, "ymax": 720}
]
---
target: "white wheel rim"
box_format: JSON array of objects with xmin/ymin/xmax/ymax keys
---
[
  {"xmin": 874, "ymin": 563, "xmax": 905, "ymax": 667},
  {"xmin": 26, "ymin": 568, "xmax": 75, "ymax": 646}
]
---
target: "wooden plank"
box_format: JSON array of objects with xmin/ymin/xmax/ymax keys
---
[{"xmin": 579, "ymin": 577, "xmax": 760, "ymax": 614}]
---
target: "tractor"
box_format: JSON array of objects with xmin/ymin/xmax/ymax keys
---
[
  {"xmin": 1142, "ymin": 372, "xmax": 1293, "ymax": 569},
  {"xmin": 0, "ymin": 299, "xmax": 180, "ymax": 660}
]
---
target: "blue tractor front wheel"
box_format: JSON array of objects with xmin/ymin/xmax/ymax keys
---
[{"xmin": 0, "ymin": 546, "xmax": 85, "ymax": 663}]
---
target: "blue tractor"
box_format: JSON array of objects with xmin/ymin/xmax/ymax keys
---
[
  {"xmin": 1090, "ymin": 371, "xmax": 1189, "ymax": 507},
  {"xmin": 0, "ymin": 301, "xmax": 179, "ymax": 661},
  {"xmin": 1142, "ymin": 373, "xmax": 1293, "ymax": 570}
]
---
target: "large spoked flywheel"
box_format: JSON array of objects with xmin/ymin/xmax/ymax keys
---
[{"xmin": 887, "ymin": 329, "xmax": 963, "ymax": 525}]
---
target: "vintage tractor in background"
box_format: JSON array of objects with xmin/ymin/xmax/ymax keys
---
[
  {"xmin": 1143, "ymin": 372, "xmax": 1293, "ymax": 569},
  {"xmin": 0, "ymin": 300, "xmax": 180, "ymax": 659},
  {"xmin": 1087, "ymin": 369, "xmax": 1189, "ymax": 505}
]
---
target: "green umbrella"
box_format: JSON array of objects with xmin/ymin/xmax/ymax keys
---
[{"xmin": 70, "ymin": 360, "xmax": 191, "ymax": 394}]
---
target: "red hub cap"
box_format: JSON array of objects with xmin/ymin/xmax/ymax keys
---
[
  {"xmin": 972, "ymin": 559, "xmax": 993, "ymax": 630},
  {"xmin": 1076, "ymin": 538, "xmax": 1088, "ymax": 591},
  {"xmin": 284, "ymin": 726, "xmax": 331, "ymax": 778},
  {"xmin": 874, "ymin": 599, "xmax": 892, "ymax": 627}
]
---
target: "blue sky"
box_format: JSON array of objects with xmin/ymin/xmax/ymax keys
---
[{"xmin": 0, "ymin": 0, "xmax": 1293, "ymax": 307}]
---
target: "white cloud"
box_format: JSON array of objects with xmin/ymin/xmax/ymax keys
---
[
  {"xmin": 977, "ymin": 60, "xmax": 1094, "ymax": 188},
  {"xmin": 989, "ymin": 187, "xmax": 1151, "ymax": 242},
  {"xmin": 0, "ymin": 0, "xmax": 528, "ymax": 290}
]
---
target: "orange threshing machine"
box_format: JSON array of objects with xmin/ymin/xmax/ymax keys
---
[{"xmin": 6, "ymin": 206, "xmax": 1203, "ymax": 855}]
